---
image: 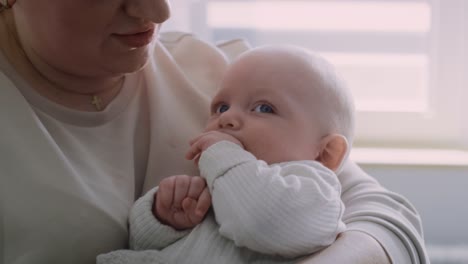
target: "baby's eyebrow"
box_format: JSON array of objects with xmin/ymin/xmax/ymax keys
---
[{"xmin": 209, "ymin": 100, "xmax": 223, "ymax": 113}]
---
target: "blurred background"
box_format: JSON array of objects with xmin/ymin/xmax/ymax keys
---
[{"xmin": 162, "ymin": 0, "xmax": 468, "ymax": 263}]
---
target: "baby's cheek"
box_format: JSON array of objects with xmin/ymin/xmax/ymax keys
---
[{"xmin": 251, "ymin": 143, "xmax": 284, "ymax": 164}]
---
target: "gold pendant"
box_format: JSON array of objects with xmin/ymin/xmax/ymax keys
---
[
  {"xmin": 91, "ymin": 95, "xmax": 103, "ymax": 111},
  {"xmin": 0, "ymin": 0, "xmax": 10, "ymax": 10}
]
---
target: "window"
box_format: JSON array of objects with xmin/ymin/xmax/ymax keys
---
[{"xmin": 163, "ymin": 0, "xmax": 468, "ymax": 150}]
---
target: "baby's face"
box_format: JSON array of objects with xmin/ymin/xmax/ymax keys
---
[{"xmin": 205, "ymin": 53, "xmax": 325, "ymax": 164}]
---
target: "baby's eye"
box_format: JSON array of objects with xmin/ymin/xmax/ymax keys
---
[
  {"xmin": 253, "ymin": 104, "xmax": 274, "ymax": 114},
  {"xmin": 216, "ymin": 103, "xmax": 230, "ymax": 114}
]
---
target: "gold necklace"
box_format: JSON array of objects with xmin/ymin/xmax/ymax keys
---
[
  {"xmin": 1, "ymin": 11, "xmax": 122, "ymax": 112},
  {"xmin": 47, "ymin": 77, "xmax": 124, "ymax": 112}
]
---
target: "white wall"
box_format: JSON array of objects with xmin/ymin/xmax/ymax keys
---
[{"xmin": 361, "ymin": 164, "xmax": 468, "ymax": 246}]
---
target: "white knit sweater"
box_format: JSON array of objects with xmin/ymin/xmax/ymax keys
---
[{"xmin": 97, "ymin": 141, "xmax": 346, "ymax": 263}]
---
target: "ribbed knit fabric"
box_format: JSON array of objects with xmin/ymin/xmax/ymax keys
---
[
  {"xmin": 98, "ymin": 141, "xmax": 345, "ymax": 263},
  {"xmin": 201, "ymin": 141, "xmax": 346, "ymax": 257}
]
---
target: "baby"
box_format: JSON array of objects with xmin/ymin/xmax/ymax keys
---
[{"xmin": 98, "ymin": 45, "xmax": 355, "ymax": 264}]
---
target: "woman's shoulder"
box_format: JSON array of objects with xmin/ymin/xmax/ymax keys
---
[
  {"xmin": 158, "ymin": 31, "xmax": 251, "ymax": 63},
  {"xmin": 153, "ymin": 31, "xmax": 252, "ymax": 97}
]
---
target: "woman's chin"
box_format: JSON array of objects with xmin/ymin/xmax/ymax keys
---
[{"xmin": 104, "ymin": 48, "xmax": 151, "ymax": 75}]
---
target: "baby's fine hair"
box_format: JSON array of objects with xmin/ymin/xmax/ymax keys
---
[
  {"xmin": 235, "ymin": 45, "xmax": 355, "ymax": 146},
  {"xmin": 303, "ymin": 50, "xmax": 356, "ymax": 146}
]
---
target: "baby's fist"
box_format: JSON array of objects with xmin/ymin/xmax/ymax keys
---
[{"xmin": 154, "ymin": 175, "xmax": 211, "ymax": 230}]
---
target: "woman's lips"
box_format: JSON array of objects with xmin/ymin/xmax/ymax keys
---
[{"xmin": 114, "ymin": 28, "xmax": 155, "ymax": 48}]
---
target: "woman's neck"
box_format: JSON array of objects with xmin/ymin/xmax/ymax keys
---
[{"xmin": 0, "ymin": 11, "xmax": 124, "ymax": 112}]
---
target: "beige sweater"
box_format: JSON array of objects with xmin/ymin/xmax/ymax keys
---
[{"xmin": 0, "ymin": 32, "xmax": 429, "ymax": 264}]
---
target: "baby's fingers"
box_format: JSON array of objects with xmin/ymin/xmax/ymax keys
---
[
  {"xmin": 174, "ymin": 175, "xmax": 191, "ymax": 205},
  {"xmin": 182, "ymin": 198, "xmax": 202, "ymax": 225},
  {"xmin": 188, "ymin": 134, "xmax": 203, "ymax": 146},
  {"xmin": 187, "ymin": 176, "xmax": 206, "ymax": 199},
  {"xmin": 154, "ymin": 176, "xmax": 176, "ymax": 221},
  {"xmin": 185, "ymin": 142, "xmax": 202, "ymax": 161},
  {"xmin": 195, "ymin": 187, "xmax": 211, "ymax": 217}
]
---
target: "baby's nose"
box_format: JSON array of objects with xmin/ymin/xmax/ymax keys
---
[{"xmin": 218, "ymin": 111, "xmax": 242, "ymax": 130}]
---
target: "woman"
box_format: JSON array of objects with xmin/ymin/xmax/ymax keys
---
[{"xmin": 0, "ymin": 0, "xmax": 428, "ymax": 263}]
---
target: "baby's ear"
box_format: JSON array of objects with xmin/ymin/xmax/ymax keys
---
[{"xmin": 316, "ymin": 134, "xmax": 348, "ymax": 172}]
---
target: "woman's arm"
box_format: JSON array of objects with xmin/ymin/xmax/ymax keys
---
[
  {"xmin": 300, "ymin": 160, "xmax": 429, "ymax": 264},
  {"xmin": 298, "ymin": 231, "xmax": 390, "ymax": 264}
]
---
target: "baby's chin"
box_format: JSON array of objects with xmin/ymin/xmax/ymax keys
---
[{"xmin": 246, "ymin": 150, "xmax": 277, "ymax": 165}]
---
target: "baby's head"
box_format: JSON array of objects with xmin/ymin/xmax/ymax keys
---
[{"xmin": 206, "ymin": 45, "xmax": 355, "ymax": 172}]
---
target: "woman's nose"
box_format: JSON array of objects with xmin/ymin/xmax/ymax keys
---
[
  {"xmin": 125, "ymin": 0, "xmax": 171, "ymax": 24},
  {"xmin": 218, "ymin": 110, "xmax": 242, "ymax": 130}
]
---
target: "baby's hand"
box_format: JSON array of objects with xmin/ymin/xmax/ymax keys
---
[
  {"xmin": 186, "ymin": 131, "xmax": 243, "ymax": 163},
  {"xmin": 154, "ymin": 175, "xmax": 211, "ymax": 230}
]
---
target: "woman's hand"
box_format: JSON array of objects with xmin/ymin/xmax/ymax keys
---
[{"xmin": 153, "ymin": 175, "xmax": 211, "ymax": 230}]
